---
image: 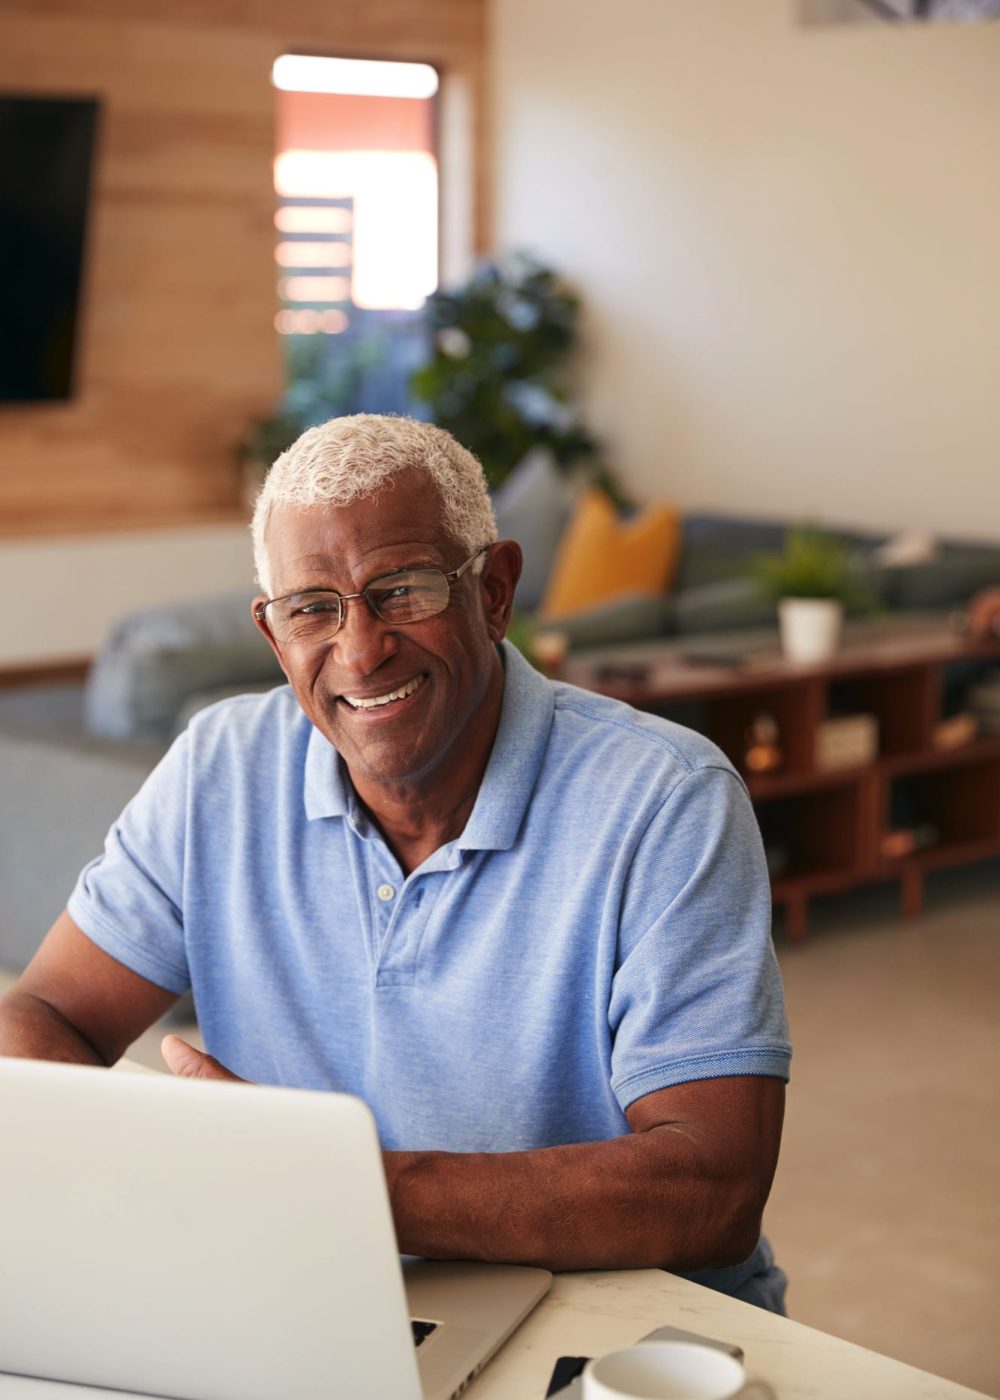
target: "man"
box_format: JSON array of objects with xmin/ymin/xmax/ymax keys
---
[{"xmin": 0, "ymin": 415, "xmax": 790, "ymax": 1308}]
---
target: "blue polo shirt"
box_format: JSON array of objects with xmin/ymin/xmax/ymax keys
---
[
  {"xmin": 71, "ymin": 640, "xmax": 789, "ymax": 1138},
  {"xmin": 70, "ymin": 642, "xmax": 790, "ymax": 1293}
]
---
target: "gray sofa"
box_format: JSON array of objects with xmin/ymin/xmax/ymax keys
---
[
  {"xmin": 2, "ymin": 514, "xmax": 998, "ymax": 978},
  {"xmin": 0, "ymin": 591, "xmax": 284, "ymax": 976}
]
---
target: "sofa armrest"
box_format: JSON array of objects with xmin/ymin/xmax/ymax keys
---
[{"xmin": 0, "ymin": 730, "xmax": 162, "ymax": 974}]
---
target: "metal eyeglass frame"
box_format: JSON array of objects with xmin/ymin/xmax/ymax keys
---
[{"xmin": 255, "ymin": 544, "xmax": 492, "ymax": 638}]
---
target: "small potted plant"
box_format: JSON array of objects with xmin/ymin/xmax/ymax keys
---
[{"xmin": 752, "ymin": 528, "xmax": 874, "ymax": 663}]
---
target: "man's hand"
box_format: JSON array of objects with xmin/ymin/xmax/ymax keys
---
[{"xmin": 161, "ymin": 1034, "xmax": 246, "ymax": 1082}]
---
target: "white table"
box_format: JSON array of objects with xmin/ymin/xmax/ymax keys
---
[
  {"xmin": 0, "ymin": 1267, "xmax": 991, "ymax": 1400},
  {"xmin": 471, "ymin": 1267, "xmax": 994, "ymax": 1400}
]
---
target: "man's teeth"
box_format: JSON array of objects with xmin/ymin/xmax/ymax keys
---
[{"xmin": 344, "ymin": 675, "xmax": 424, "ymax": 710}]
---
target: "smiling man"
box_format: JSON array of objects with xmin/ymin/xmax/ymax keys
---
[{"xmin": 0, "ymin": 415, "xmax": 791, "ymax": 1309}]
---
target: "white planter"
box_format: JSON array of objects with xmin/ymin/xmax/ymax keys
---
[{"xmin": 778, "ymin": 597, "xmax": 844, "ymax": 663}]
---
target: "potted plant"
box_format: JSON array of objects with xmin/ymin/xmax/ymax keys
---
[
  {"xmin": 238, "ymin": 331, "xmax": 389, "ymax": 506},
  {"xmin": 752, "ymin": 528, "xmax": 874, "ymax": 663},
  {"xmin": 410, "ymin": 253, "xmax": 601, "ymax": 490}
]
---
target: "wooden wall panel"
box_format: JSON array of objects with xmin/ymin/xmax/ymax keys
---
[{"xmin": 0, "ymin": 0, "xmax": 488, "ymax": 539}]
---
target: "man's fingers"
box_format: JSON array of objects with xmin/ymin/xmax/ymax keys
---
[{"xmin": 161, "ymin": 1034, "xmax": 243, "ymax": 1082}]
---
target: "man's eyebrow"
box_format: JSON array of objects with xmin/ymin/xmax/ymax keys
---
[
  {"xmin": 282, "ymin": 558, "xmax": 443, "ymax": 594},
  {"xmin": 367, "ymin": 557, "xmax": 442, "ymax": 579}
]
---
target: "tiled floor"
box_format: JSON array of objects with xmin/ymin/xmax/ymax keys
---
[
  {"xmin": 765, "ymin": 861, "xmax": 1000, "ymax": 1398},
  {"xmin": 3, "ymin": 862, "xmax": 998, "ymax": 1396}
]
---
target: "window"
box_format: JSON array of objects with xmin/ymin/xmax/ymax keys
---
[{"xmin": 271, "ymin": 55, "xmax": 439, "ymax": 416}]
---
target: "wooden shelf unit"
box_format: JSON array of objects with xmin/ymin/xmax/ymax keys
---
[{"xmin": 567, "ymin": 623, "xmax": 1000, "ymax": 940}]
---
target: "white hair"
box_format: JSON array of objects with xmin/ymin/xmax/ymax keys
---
[{"xmin": 251, "ymin": 414, "xmax": 497, "ymax": 592}]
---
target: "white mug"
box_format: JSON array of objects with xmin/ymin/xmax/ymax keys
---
[{"xmin": 582, "ymin": 1340, "xmax": 768, "ymax": 1400}]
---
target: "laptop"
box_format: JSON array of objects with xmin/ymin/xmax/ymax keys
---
[{"xmin": 0, "ymin": 1058, "xmax": 551, "ymax": 1400}]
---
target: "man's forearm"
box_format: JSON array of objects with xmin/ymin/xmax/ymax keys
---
[
  {"xmin": 384, "ymin": 1128, "xmax": 762, "ymax": 1273},
  {"xmin": 0, "ymin": 991, "xmax": 108, "ymax": 1065}
]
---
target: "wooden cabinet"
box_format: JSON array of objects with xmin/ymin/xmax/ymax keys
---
[{"xmin": 566, "ymin": 622, "xmax": 1000, "ymax": 940}]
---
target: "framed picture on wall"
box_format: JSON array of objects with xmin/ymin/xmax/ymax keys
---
[{"xmin": 802, "ymin": 0, "xmax": 1000, "ymax": 22}]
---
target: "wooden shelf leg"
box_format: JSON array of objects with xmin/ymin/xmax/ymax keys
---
[
  {"xmin": 900, "ymin": 865, "xmax": 924, "ymax": 921},
  {"xmin": 784, "ymin": 895, "xmax": 809, "ymax": 944}
]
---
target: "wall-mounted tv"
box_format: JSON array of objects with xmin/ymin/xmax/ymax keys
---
[{"xmin": 0, "ymin": 94, "xmax": 100, "ymax": 404}]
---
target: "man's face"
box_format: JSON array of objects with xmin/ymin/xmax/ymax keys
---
[{"xmin": 253, "ymin": 470, "xmax": 520, "ymax": 798}]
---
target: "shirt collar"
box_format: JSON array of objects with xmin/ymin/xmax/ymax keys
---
[
  {"xmin": 455, "ymin": 641, "xmax": 555, "ymax": 853},
  {"xmin": 301, "ymin": 641, "xmax": 556, "ymax": 850},
  {"xmin": 303, "ymin": 725, "xmax": 354, "ymax": 822}
]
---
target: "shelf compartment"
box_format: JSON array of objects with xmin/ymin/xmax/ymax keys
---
[
  {"xmin": 882, "ymin": 762, "xmax": 1000, "ymax": 855},
  {"xmin": 939, "ymin": 657, "xmax": 1000, "ymax": 719},
  {"xmin": 826, "ymin": 664, "xmax": 936, "ymax": 758},
  {"xmin": 757, "ymin": 783, "xmax": 864, "ymax": 885},
  {"xmin": 703, "ymin": 680, "xmax": 822, "ymax": 776}
]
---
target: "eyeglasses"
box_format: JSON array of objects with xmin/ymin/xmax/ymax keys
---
[{"xmin": 256, "ymin": 545, "xmax": 491, "ymax": 645}]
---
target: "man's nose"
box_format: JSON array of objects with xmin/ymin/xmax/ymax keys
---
[{"xmin": 332, "ymin": 593, "xmax": 398, "ymax": 670}]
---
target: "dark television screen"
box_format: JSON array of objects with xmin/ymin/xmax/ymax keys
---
[{"xmin": 0, "ymin": 94, "xmax": 100, "ymax": 403}]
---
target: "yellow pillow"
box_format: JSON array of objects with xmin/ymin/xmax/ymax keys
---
[{"xmin": 540, "ymin": 488, "xmax": 681, "ymax": 618}]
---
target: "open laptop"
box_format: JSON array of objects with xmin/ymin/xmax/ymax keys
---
[{"xmin": 0, "ymin": 1058, "xmax": 551, "ymax": 1400}]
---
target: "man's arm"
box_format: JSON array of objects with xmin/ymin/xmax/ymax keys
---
[
  {"xmin": 383, "ymin": 1074, "xmax": 784, "ymax": 1272},
  {"xmin": 0, "ymin": 910, "xmax": 179, "ymax": 1066},
  {"xmin": 162, "ymin": 1038, "xmax": 783, "ymax": 1274}
]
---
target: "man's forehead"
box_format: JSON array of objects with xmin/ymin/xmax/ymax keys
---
[
  {"xmin": 273, "ymin": 469, "xmax": 442, "ymax": 531},
  {"xmin": 263, "ymin": 491, "xmax": 452, "ymax": 586}
]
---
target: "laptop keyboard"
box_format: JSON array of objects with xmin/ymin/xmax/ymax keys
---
[{"xmin": 411, "ymin": 1319, "xmax": 439, "ymax": 1347}]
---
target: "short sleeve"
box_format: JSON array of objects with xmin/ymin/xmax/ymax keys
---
[
  {"xmin": 67, "ymin": 733, "xmax": 193, "ymax": 994},
  {"xmin": 608, "ymin": 765, "xmax": 791, "ymax": 1111}
]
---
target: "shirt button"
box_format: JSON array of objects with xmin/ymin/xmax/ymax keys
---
[{"xmin": 376, "ymin": 883, "xmax": 396, "ymax": 902}]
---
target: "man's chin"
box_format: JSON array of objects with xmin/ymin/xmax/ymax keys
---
[{"xmin": 330, "ymin": 725, "xmax": 436, "ymax": 790}]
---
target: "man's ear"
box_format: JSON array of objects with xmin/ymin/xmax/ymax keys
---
[
  {"xmin": 251, "ymin": 595, "xmax": 290, "ymax": 679},
  {"xmin": 479, "ymin": 541, "xmax": 523, "ymax": 643}
]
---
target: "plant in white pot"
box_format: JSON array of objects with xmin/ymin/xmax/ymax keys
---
[{"xmin": 752, "ymin": 529, "xmax": 874, "ymax": 663}]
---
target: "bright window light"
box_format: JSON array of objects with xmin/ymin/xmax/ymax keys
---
[
  {"xmin": 272, "ymin": 55, "xmax": 439, "ymax": 99},
  {"xmin": 279, "ymin": 274, "xmax": 350, "ymax": 304},
  {"xmin": 275, "ymin": 150, "xmax": 437, "ymax": 310},
  {"xmin": 275, "ymin": 241, "xmax": 351, "ymax": 269},
  {"xmin": 274, "ymin": 206, "xmax": 352, "ymax": 234}
]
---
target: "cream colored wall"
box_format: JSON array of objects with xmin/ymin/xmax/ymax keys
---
[
  {"xmin": 0, "ymin": 525, "xmax": 255, "ymax": 667},
  {"xmin": 491, "ymin": 0, "xmax": 1000, "ymax": 539}
]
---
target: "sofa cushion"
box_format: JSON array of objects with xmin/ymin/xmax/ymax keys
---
[
  {"xmin": 540, "ymin": 488, "xmax": 681, "ymax": 619},
  {"xmin": 84, "ymin": 592, "xmax": 285, "ymax": 742},
  {"xmin": 672, "ymin": 577, "xmax": 778, "ymax": 635},
  {"xmin": 674, "ymin": 515, "xmax": 789, "ymax": 592},
  {"xmin": 540, "ymin": 592, "xmax": 675, "ymax": 650},
  {"xmin": 675, "ymin": 514, "xmax": 885, "ymax": 593},
  {"xmin": 492, "ymin": 448, "xmax": 578, "ymax": 611},
  {"xmin": 878, "ymin": 545, "xmax": 1000, "ymax": 610}
]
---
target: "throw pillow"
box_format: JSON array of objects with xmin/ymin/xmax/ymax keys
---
[
  {"xmin": 540, "ymin": 488, "xmax": 681, "ymax": 619},
  {"xmin": 83, "ymin": 591, "xmax": 285, "ymax": 742},
  {"xmin": 491, "ymin": 447, "xmax": 579, "ymax": 611}
]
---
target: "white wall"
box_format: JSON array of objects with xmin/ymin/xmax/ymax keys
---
[
  {"xmin": 0, "ymin": 526, "xmax": 255, "ymax": 667},
  {"xmin": 492, "ymin": 0, "xmax": 1000, "ymax": 539}
]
